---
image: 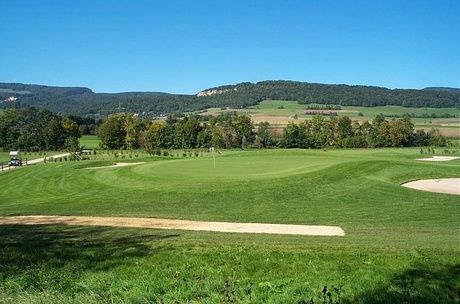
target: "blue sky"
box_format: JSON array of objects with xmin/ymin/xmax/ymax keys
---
[{"xmin": 1, "ymin": 0, "xmax": 459, "ymax": 93}]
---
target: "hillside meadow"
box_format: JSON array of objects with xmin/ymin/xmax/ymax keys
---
[{"xmin": 0, "ymin": 148, "xmax": 459, "ymax": 303}]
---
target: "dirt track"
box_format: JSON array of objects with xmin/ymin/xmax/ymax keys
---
[
  {"xmin": 0, "ymin": 215, "xmax": 345, "ymax": 236},
  {"xmin": 0, "ymin": 153, "xmax": 70, "ymax": 172}
]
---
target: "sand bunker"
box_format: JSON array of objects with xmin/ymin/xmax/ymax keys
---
[
  {"xmin": 0, "ymin": 215, "xmax": 345, "ymax": 236},
  {"xmin": 416, "ymin": 156, "xmax": 460, "ymax": 162},
  {"xmin": 402, "ymin": 178, "xmax": 460, "ymax": 195},
  {"xmin": 85, "ymin": 162, "xmax": 145, "ymax": 169}
]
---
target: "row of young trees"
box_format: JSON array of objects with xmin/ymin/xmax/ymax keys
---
[
  {"xmin": 281, "ymin": 114, "xmax": 445, "ymax": 148},
  {"xmin": 0, "ymin": 108, "xmax": 81, "ymax": 151},
  {"xmin": 97, "ymin": 112, "xmax": 446, "ymax": 151}
]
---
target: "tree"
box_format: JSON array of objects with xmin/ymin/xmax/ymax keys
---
[
  {"xmin": 0, "ymin": 109, "xmax": 20, "ymax": 149},
  {"xmin": 376, "ymin": 120, "xmax": 391, "ymax": 147},
  {"xmin": 124, "ymin": 115, "xmax": 143, "ymax": 149},
  {"xmin": 143, "ymin": 122, "xmax": 166, "ymax": 152},
  {"xmin": 297, "ymin": 120, "xmax": 311, "ymax": 148},
  {"xmin": 182, "ymin": 116, "xmax": 202, "ymax": 148},
  {"xmin": 16, "ymin": 108, "xmax": 51, "ymax": 150},
  {"xmin": 310, "ymin": 116, "xmax": 331, "ymax": 148},
  {"xmin": 234, "ymin": 115, "xmax": 255, "ymax": 148},
  {"xmin": 388, "ymin": 116, "xmax": 413, "ymax": 147},
  {"xmin": 197, "ymin": 125, "xmax": 212, "ymax": 148},
  {"xmin": 44, "ymin": 117, "xmax": 66, "ymax": 150},
  {"xmin": 256, "ymin": 121, "xmax": 276, "ymax": 148},
  {"xmin": 413, "ymin": 129, "xmax": 429, "ymax": 147},
  {"xmin": 62, "ymin": 118, "xmax": 81, "ymax": 150},
  {"xmin": 337, "ymin": 116, "xmax": 353, "ymax": 144},
  {"xmin": 282, "ymin": 122, "xmax": 301, "ymax": 148},
  {"xmin": 97, "ymin": 114, "xmax": 126, "ymax": 149},
  {"xmin": 427, "ymin": 128, "xmax": 446, "ymax": 146}
]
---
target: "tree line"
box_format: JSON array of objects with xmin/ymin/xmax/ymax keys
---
[
  {"xmin": 280, "ymin": 114, "xmax": 445, "ymax": 148},
  {"xmin": 97, "ymin": 112, "xmax": 446, "ymax": 151},
  {"xmin": 97, "ymin": 112, "xmax": 257, "ymax": 151},
  {"xmin": 0, "ymin": 108, "xmax": 81, "ymax": 151}
]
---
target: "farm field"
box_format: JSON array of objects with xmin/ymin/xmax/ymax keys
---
[
  {"xmin": 201, "ymin": 100, "xmax": 460, "ymax": 138},
  {"xmin": 0, "ymin": 148, "xmax": 459, "ymax": 302}
]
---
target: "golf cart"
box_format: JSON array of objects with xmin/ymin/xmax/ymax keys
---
[{"xmin": 9, "ymin": 151, "xmax": 22, "ymax": 167}]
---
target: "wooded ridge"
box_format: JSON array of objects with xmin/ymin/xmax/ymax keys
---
[{"xmin": 1, "ymin": 81, "xmax": 459, "ymax": 117}]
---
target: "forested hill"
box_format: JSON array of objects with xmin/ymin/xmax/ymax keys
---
[
  {"xmin": 1, "ymin": 81, "xmax": 459, "ymax": 117},
  {"xmin": 423, "ymin": 87, "xmax": 460, "ymax": 93},
  {"xmin": 200, "ymin": 81, "xmax": 460, "ymax": 108}
]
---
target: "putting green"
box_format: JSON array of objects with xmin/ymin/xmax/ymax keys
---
[{"xmin": 131, "ymin": 154, "xmax": 345, "ymax": 180}]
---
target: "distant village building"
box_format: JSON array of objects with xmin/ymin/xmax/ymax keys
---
[{"xmin": 3, "ymin": 96, "xmax": 18, "ymax": 102}]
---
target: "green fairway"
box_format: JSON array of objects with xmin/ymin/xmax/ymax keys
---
[
  {"xmin": 80, "ymin": 135, "xmax": 101, "ymax": 149},
  {"xmin": 0, "ymin": 148, "xmax": 459, "ymax": 302}
]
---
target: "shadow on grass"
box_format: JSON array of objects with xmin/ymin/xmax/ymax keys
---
[
  {"xmin": 0, "ymin": 224, "xmax": 178, "ymax": 292},
  {"xmin": 349, "ymin": 263, "xmax": 460, "ymax": 304}
]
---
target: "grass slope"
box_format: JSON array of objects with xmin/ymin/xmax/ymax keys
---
[
  {"xmin": 80, "ymin": 135, "xmax": 101, "ymax": 149},
  {"xmin": 0, "ymin": 148, "xmax": 459, "ymax": 303}
]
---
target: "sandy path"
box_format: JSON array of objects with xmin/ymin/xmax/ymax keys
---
[
  {"xmin": 416, "ymin": 156, "xmax": 460, "ymax": 162},
  {"xmin": 402, "ymin": 178, "xmax": 460, "ymax": 195},
  {"xmin": 85, "ymin": 162, "xmax": 145, "ymax": 169},
  {"xmin": 0, "ymin": 153, "xmax": 70, "ymax": 172},
  {"xmin": 0, "ymin": 215, "xmax": 345, "ymax": 236}
]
